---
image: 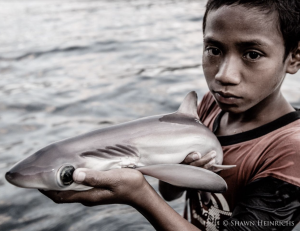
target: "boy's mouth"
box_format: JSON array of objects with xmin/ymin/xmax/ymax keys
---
[
  {"xmin": 213, "ymin": 91, "xmax": 241, "ymax": 104},
  {"xmin": 214, "ymin": 91, "xmax": 240, "ymax": 98}
]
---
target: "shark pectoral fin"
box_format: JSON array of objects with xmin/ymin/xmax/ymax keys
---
[
  {"xmin": 137, "ymin": 164, "xmax": 227, "ymax": 193},
  {"xmin": 211, "ymin": 164, "xmax": 236, "ymax": 172}
]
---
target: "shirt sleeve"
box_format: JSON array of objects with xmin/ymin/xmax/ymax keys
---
[{"xmin": 221, "ymin": 177, "xmax": 300, "ymax": 231}]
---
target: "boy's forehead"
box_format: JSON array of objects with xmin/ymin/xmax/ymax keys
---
[{"xmin": 204, "ymin": 5, "xmax": 283, "ymax": 45}]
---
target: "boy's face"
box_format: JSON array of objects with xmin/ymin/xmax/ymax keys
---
[{"xmin": 202, "ymin": 5, "xmax": 290, "ymax": 114}]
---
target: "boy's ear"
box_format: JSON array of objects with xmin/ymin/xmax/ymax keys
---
[{"xmin": 286, "ymin": 42, "xmax": 300, "ymax": 74}]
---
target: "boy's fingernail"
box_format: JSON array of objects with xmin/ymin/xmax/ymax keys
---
[
  {"xmin": 192, "ymin": 153, "xmax": 199, "ymax": 160},
  {"xmin": 205, "ymin": 159, "xmax": 215, "ymax": 169},
  {"xmin": 74, "ymin": 171, "xmax": 86, "ymax": 183}
]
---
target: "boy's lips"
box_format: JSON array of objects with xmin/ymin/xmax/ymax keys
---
[{"xmin": 213, "ymin": 90, "xmax": 241, "ymax": 104}]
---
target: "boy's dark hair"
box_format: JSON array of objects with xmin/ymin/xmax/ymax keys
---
[{"xmin": 203, "ymin": 0, "xmax": 300, "ymax": 59}]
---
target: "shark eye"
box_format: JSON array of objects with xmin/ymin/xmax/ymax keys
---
[
  {"xmin": 60, "ymin": 166, "xmax": 75, "ymax": 185},
  {"xmin": 57, "ymin": 165, "xmax": 75, "ymax": 187}
]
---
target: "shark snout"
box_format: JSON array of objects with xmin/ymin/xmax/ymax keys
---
[
  {"xmin": 5, "ymin": 161, "xmax": 58, "ymax": 190},
  {"xmin": 5, "ymin": 170, "xmax": 38, "ymax": 188},
  {"xmin": 5, "ymin": 171, "xmax": 17, "ymax": 185}
]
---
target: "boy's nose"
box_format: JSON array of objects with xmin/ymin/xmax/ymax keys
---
[{"xmin": 215, "ymin": 57, "xmax": 241, "ymax": 85}]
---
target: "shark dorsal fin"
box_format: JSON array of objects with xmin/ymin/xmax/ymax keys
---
[{"xmin": 177, "ymin": 91, "xmax": 198, "ymax": 118}]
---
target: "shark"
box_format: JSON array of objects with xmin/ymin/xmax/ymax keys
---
[{"xmin": 5, "ymin": 91, "xmax": 234, "ymax": 192}]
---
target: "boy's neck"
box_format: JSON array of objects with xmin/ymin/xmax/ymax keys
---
[{"xmin": 216, "ymin": 92, "xmax": 295, "ymax": 136}]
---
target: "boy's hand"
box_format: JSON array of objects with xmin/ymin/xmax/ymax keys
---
[
  {"xmin": 181, "ymin": 151, "xmax": 216, "ymax": 170},
  {"xmin": 40, "ymin": 168, "xmax": 200, "ymax": 231},
  {"xmin": 39, "ymin": 168, "xmax": 148, "ymax": 207}
]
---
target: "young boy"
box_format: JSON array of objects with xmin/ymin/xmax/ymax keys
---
[{"xmin": 41, "ymin": 0, "xmax": 300, "ymax": 230}]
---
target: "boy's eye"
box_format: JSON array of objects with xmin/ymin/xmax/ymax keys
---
[
  {"xmin": 206, "ymin": 47, "xmax": 221, "ymax": 56},
  {"xmin": 244, "ymin": 51, "xmax": 261, "ymax": 60}
]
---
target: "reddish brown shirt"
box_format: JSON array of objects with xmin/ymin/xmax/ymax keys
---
[{"xmin": 186, "ymin": 92, "xmax": 300, "ymax": 230}]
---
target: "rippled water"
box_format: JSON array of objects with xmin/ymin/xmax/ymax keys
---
[{"xmin": 1, "ymin": 0, "xmax": 300, "ymax": 230}]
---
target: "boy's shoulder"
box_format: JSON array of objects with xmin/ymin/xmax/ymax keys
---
[
  {"xmin": 197, "ymin": 92, "xmax": 220, "ymax": 129},
  {"xmin": 273, "ymin": 115, "xmax": 300, "ymax": 149},
  {"xmin": 198, "ymin": 92, "xmax": 300, "ymax": 146}
]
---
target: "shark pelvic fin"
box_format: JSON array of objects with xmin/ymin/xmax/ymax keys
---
[
  {"xmin": 137, "ymin": 164, "xmax": 227, "ymax": 192},
  {"xmin": 177, "ymin": 91, "xmax": 199, "ymax": 118}
]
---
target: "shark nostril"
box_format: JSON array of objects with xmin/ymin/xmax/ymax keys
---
[
  {"xmin": 5, "ymin": 171, "xmax": 22, "ymax": 186},
  {"xmin": 5, "ymin": 172, "xmax": 12, "ymax": 182},
  {"xmin": 60, "ymin": 166, "xmax": 75, "ymax": 186}
]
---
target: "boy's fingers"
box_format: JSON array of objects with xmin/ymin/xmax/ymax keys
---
[
  {"xmin": 203, "ymin": 158, "xmax": 216, "ymax": 169},
  {"xmin": 73, "ymin": 168, "xmax": 114, "ymax": 188},
  {"xmin": 39, "ymin": 168, "xmax": 131, "ymax": 205},
  {"xmin": 200, "ymin": 191, "xmax": 211, "ymax": 205},
  {"xmin": 66, "ymin": 189, "xmax": 114, "ymax": 205},
  {"xmin": 39, "ymin": 188, "xmax": 113, "ymax": 205},
  {"xmin": 39, "ymin": 190, "xmax": 82, "ymax": 204},
  {"xmin": 189, "ymin": 151, "xmax": 217, "ymax": 167},
  {"xmin": 182, "ymin": 152, "xmax": 202, "ymax": 164}
]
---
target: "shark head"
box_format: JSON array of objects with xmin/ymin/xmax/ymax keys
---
[{"xmin": 5, "ymin": 143, "xmax": 91, "ymax": 191}]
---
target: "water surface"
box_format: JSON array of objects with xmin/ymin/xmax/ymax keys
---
[{"xmin": 1, "ymin": 0, "xmax": 300, "ymax": 230}]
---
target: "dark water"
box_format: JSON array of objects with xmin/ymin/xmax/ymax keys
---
[{"xmin": 1, "ymin": 0, "xmax": 300, "ymax": 230}]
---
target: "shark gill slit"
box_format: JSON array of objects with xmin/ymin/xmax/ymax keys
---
[
  {"xmin": 80, "ymin": 145, "xmax": 139, "ymax": 159},
  {"xmin": 109, "ymin": 145, "xmax": 139, "ymax": 157}
]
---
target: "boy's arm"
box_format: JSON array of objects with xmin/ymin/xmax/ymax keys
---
[
  {"xmin": 159, "ymin": 181, "xmax": 185, "ymax": 201},
  {"xmin": 159, "ymin": 151, "xmax": 217, "ymax": 201},
  {"xmin": 40, "ymin": 168, "xmax": 201, "ymax": 231},
  {"xmin": 222, "ymin": 177, "xmax": 300, "ymax": 231}
]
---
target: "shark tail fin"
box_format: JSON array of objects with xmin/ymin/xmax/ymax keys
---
[
  {"xmin": 137, "ymin": 164, "xmax": 227, "ymax": 192},
  {"xmin": 211, "ymin": 164, "xmax": 236, "ymax": 172}
]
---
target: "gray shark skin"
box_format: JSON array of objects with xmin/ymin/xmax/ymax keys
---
[{"xmin": 5, "ymin": 92, "xmax": 234, "ymax": 192}]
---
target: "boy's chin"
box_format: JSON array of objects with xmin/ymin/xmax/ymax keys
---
[{"xmin": 215, "ymin": 102, "xmax": 243, "ymax": 114}]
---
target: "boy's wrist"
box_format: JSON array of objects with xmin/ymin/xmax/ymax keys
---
[{"xmin": 128, "ymin": 179, "xmax": 156, "ymax": 208}]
